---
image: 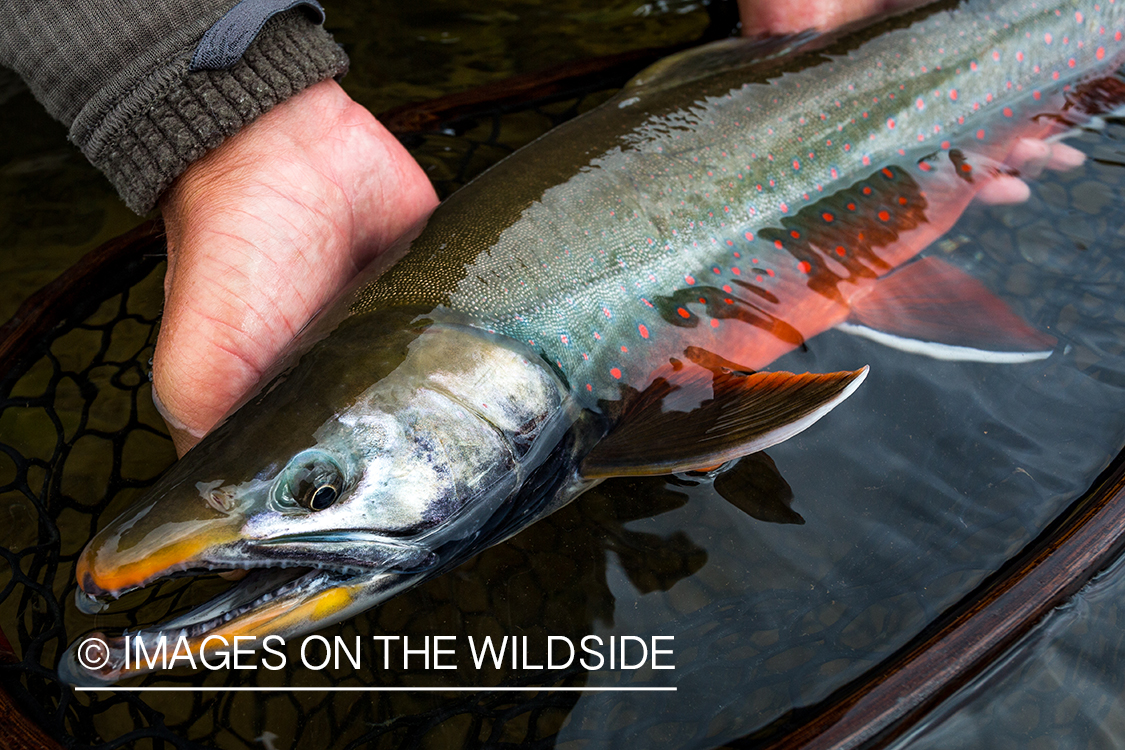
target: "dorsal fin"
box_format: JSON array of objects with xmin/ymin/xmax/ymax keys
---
[
  {"xmin": 581, "ymin": 364, "xmax": 868, "ymax": 478},
  {"xmin": 614, "ymin": 33, "xmax": 818, "ymax": 103}
]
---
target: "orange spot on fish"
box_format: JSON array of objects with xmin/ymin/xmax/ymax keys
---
[
  {"xmin": 847, "ymin": 202, "xmax": 856, "ymax": 210},
  {"xmin": 610, "ymin": 367, "xmax": 622, "ymax": 379},
  {"xmin": 797, "ymin": 260, "xmax": 812, "ymax": 274},
  {"xmin": 881, "ymin": 168, "xmax": 894, "ymax": 179},
  {"xmin": 685, "ymin": 275, "xmax": 695, "ymax": 285},
  {"xmin": 638, "ymin": 324, "xmax": 649, "ymax": 338},
  {"xmin": 620, "ymin": 346, "xmax": 628, "ymax": 353},
  {"xmin": 835, "ymin": 245, "xmax": 846, "ymax": 256},
  {"xmin": 823, "ymin": 212, "xmax": 834, "ymax": 222},
  {"xmin": 878, "ymin": 210, "xmax": 890, "ymax": 221},
  {"xmin": 790, "ymin": 230, "xmax": 800, "ymax": 239},
  {"xmin": 774, "ymin": 240, "xmax": 784, "ymax": 249},
  {"xmin": 863, "ymin": 186, "xmax": 872, "ymax": 195}
]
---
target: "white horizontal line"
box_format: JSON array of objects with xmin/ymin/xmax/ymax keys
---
[{"xmin": 75, "ymin": 686, "xmax": 676, "ymax": 692}]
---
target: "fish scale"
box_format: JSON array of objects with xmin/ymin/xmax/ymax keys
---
[{"xmin": 357, "ymin": 0, "xmax": 1125, "ymax": 404}]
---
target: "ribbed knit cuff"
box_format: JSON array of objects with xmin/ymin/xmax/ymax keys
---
[{"xmin": 74, "ymin": 10, "xmax": 348, "ymax": 214}]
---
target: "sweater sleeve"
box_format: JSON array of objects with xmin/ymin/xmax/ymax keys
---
[{"xmin": 0, "ymin": 0, "xmax": 349, "ymax": 214}]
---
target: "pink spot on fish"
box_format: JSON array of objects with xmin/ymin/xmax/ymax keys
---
[
  {"xmin": 638, "ymin": 324, "xmax": 649, "ymax": 339},
  {"xmin": 685, "ymin": 275, "xmax": 695, "ymax": 285}
]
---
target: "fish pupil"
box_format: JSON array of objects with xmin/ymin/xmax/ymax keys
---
[{"xmin": 309, "ymin": 485, "xmax": 339, "ymax": 510}]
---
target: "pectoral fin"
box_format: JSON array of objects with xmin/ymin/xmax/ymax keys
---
[
  {"xmin": 581, "ymin": 365, "xmax": 868, "ymax": 478},
  {"xmin": 840, "ymin": 256, "xmax": 1056, "ymax": 363}
]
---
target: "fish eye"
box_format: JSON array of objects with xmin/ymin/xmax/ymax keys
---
[{"xmin": 276, "ymin": 450, "xmax": 345, "ymax": 512}]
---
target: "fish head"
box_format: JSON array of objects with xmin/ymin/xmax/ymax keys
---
[{"xmin": 65, "ymin": 310, "xmax": 572, "ymax": 684}]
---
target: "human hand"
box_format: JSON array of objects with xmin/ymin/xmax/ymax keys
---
[
  {"xmin": 154, "ymin": 79, "xmax": 438, "ymax": 456},
  {"xmin": 737, "ymin": 0, "xmax": 917, "ymax": 36}
]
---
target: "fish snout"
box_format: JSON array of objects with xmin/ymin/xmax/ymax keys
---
[{"xmin": 75, "ymin": 490, "xmax": 248, "ymax": 603}]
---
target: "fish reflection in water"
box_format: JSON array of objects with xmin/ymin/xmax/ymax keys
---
[{"xmin": 58, "ymin": 0, "xmax": 1125, "ymax": 686}]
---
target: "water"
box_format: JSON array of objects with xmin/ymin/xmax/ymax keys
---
[{"xmin": 4, "ymin": 1, "xmax": 1125, "ymax": 748}]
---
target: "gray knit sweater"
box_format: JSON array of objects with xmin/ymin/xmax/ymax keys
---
[{"xmin": 0, "ymin": 0, "xmax": 349, "ymax": 213}]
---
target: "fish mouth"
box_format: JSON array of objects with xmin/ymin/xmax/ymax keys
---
[{"xmin": 62, "ymin": 536, "xmax": 431, "ymax": 686}]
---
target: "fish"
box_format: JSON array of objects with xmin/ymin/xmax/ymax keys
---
[{"xmin": 60, "ymin": 0, "xmax": 1123, "ymax": 685}]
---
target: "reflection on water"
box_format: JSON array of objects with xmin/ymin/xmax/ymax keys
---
[
  {"xmin": 5, "ymin": 1, "xmax": 1125, "ymax": 748},
  {"xmin": 895, "ymin": 551, "xmax": 1125, "ymax": 750}
]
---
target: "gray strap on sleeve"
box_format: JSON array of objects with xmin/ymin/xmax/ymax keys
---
[{"xmin": 191, "ymin": 0, "xmax": 326, "ymax": 70}]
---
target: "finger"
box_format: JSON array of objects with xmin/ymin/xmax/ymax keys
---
[
  {"xmin": 1046, "ymin": 141, "xmax": 1086, "ymax": 170},
  {"xmin": 1007, "ymin": 137, "xmax": 1052, "ymax": 178},
  {"xmin": 976, "ymin": 174, "xmax": 1031, "ymax": 205}
]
